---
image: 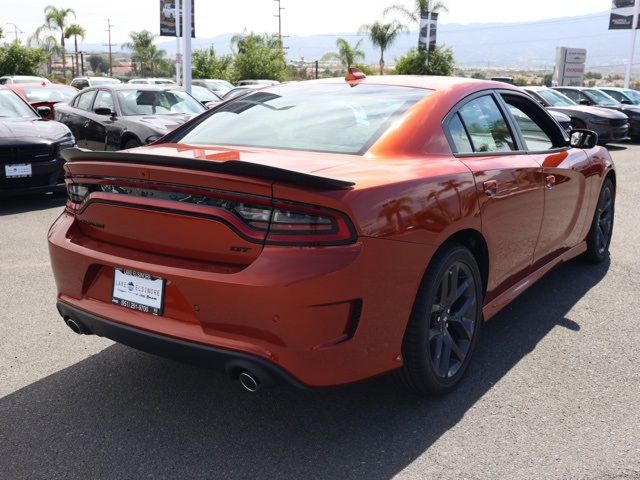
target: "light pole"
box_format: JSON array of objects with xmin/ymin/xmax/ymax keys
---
[
  {"xmin": 5, "ymin": 23, "xmax": 23, "ymax": 43},
  {"xmin": 274, "ymin": 0, "xmax": 284, "ymax": 45},
  {"xmin": 105, "ymin": 19, "xmax": 115, "ymax": 77},
  {"xmin": 624, "ymin": 0, "xmax": 640, "ymax": 88},
  {"xmin": 182, "ymin": 0, "xmax": 192, "ymax": 93}
]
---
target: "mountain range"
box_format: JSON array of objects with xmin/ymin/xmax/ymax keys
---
[{"xmin": 77, "ymin": 11, "xmax": 639, "ymax": 72}]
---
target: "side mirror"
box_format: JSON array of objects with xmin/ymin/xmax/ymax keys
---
[
  {"xmin": 94, "ymin": 107, "xmax": 115, "ymax": 117},
  {"xmin": 570, "ymin": 129, "xmax": 599, "ymax": 149},
  {"xmin": 579, "ymin": 99, "xmax": 591, "ymax": 106},
  {"xmin": 36, "ymin": 106, "xmax": 52, "ymax": 118}
]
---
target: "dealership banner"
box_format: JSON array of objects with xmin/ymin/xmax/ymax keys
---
[
  {"xmin": 419, "ymin": 12, "xmax": 438, "ymax": 52},
  {"xmin": 609, "ymin": 0, "xmax": 639, "ymax": 29},
  {"xmin": 160, "ymin": 0, "xmax": 195, "ymax": 37}
]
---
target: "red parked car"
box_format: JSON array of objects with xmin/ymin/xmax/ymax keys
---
[
  {"xmin": 10, "ymin": 83, "xmax": 78, "ymax": 120},
  {"xmin": 48, "ymin": 74, "xmax": 615, "ymax": 394}
]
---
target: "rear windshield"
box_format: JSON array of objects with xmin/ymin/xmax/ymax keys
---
[
  {"xmin": 21, "ymin": 86, "xmax": 77, "ymax": 103},
  {"xmin": 177, "ymin": 84, "xmax": 429, "ymax": 154}
]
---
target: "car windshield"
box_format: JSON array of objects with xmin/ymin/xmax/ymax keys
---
[
  {"xmin": 536, "ymin": 89, "xmax": 577, "ymax": 106},
  {"xmin": 21, "ymin": 86, "xmax": 77, "ymax": 103},
  {"xmin": 189, "ymin": 86, "xmax": 220, "ymax": 102},
  {"xmin": 117, "ymin": 89, "xmax": 205, "ymax": 115},
  {"xmin": 177, "ymin": 84, "xmax": 429, "ymax": 154},
  {"xmin": 624, "ymin": 89, "xmax": 640, "ymax": 103},
  {"xmin": 206, "ymin": 80, "xmax": 233, "ymax": 91},
  {"xmin": 0, "ymin": 90, "xmax": 37, "ymax": 118},
  {"xmin": 91, "ymin": 78, "xmax": 120, "ymax": 86},
  {"xmin": 585, "ymin": 89, "xmax": 619, "ymax": 105},
  {"xmin": 153, "ymin": 80, "xmax": 175, "ymax": 85}
]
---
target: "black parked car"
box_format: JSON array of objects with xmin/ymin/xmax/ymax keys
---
[
  {"xmin": 0, "ymin": 87, "xmax": 75, "ymax": 195},
  {"xmin": 54, "ymin": 85, "xmax": 206, "ymax": 150},
  {"xmin": 553, "ymin": 86, "xmax": 640, "ymax": 139},
  {"xmin": 525, "ymin": 87, "xmax": 630, "ymax": 145}
]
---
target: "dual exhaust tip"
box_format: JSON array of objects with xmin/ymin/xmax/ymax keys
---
[{"xmin": 63, "ymin": 316, "xmax": 267, "ymax": 393}]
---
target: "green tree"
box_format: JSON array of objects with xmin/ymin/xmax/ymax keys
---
[
  {"xmin": 0, "ymin": 43, "xmax": 47, "ymax": 76},
  {"xmin": 359, "ymin": 21, "xmax": 407, "ymax": 75},
  {"xmin": 87, "ymin": 54, "xmax": 108, "ymax": 74},
  {"xmin": 393, "ymin": 46, "xmax": 454, "ymax": 76},
  {"xmin": 65, "ymin": 23, "xmax": 85, "ymax": 76},
  {"xmin": 192, "ymin": 46, "xmax": 233, "ymax": 81},
  {"xmin": 324, "ymin": 38, "xmax": 365, "ymax": 69},
  {"xmin": 122, "ymin": 30, "xmax": 169, "ymax": 77},
  {"xmin": 38, "ymin": 6, "xmax": 76, "ymax": 80},
  {"xmin": 232, "ymin": 33, "xmax": 287, "ymax": 82},
  {"xmin": 384, "ymin": 0, "xmax": 449, "ymax": 24}
]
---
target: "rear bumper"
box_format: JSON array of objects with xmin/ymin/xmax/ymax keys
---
[
  {"xmin": 0, "ymin": 157, "xmax": 66, "ymax": 196},
  {"xmin": 48, "ymin": 212, "xmax": 433, "ymax": 387},
  {"xmin": 56, "ymin": 300, "xmax": 305, "ymax": 388}
]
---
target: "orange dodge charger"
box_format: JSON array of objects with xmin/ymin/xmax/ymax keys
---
[{"xmin": 48, "ymin": 74, "xmax": 615, "ymax": 394}]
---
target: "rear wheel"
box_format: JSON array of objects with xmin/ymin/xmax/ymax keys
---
[
  {"xmin": 585, "ymin": 178, "xmax": 615, "ymax": 263},
  {"xmin": 397, "ymin": 245, "xmax": 483, "ymax": 395}
]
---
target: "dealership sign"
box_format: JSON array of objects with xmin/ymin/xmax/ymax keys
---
[
  {"xmin": 553, "ymin": 47, "xmax": 587, "ymax": 86},
  {"xmin": 610, "ymin": 0, "xmax": 639, "ymax": 29},
  {"xmin": 160, "ymin": 0, "xmax": 195, "ymax": 37},
  {"xmin": 418, "ymin": 11, "xmax": 438, "ymax": 52}
]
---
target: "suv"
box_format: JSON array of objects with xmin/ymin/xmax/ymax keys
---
[
  {"xmin": 0, "ymin": 75, "xmax": 51, "ymax": 85},
  {"xmin": 129, "ymin": 78, "xmax": 176, "ymax": 86},
  {"xmin": 70, "ymin": 76, "xmax": 122, "ymax": 90}
]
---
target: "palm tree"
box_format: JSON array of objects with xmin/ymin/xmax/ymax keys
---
[
  {"xmin": 28, "ymin": 30, "xmax": 63, "ymax": 75},
  {"xmin": 384, "ymin": 0, "xmax": 448, "ymax": 25},
  {"xmin": 65, "ymin": 24, "xmax": 86, "ymax": 76},
  {"xmin": 122, "ymin": 30, "xmax": 165, "ymax": 77},
  {"xmin": 359, "ymin": 21, "xmax": 407, "ymax": 75},
  {"xmin": 324, "ymin": 38, "xmax": 365, "ymax": 69},
  {"xmin": 42, "ymin": 6, "xmax": 76, "ymax": 79}
]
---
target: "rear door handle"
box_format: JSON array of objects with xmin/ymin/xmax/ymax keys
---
[
  {"xmin": 546, "ymin": 175, "xmax": 556, "ymax": 189},
  {"xmin": 483, "ymin": 180, "xmax": 498, "ymax": 198}
]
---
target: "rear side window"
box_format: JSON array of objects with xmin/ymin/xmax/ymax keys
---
[
  {"xmin": 93, "ymin": 90, "xmax": 114, "ymax": 111},
  {"xmin": 447, "ymin": 114, "xmax": 473, "ymax": 154},
  {"xmin": 457, "ymin": 95, "xmax": 515, "ymax": 153},
  {"xmin": 76, "ymin": 91, "xmax": 96, "ymax": 111}
]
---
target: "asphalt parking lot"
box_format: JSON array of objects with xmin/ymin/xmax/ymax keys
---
[{"xmin": 1, "ymin": 145, "xmax": 639, "ymax": 480}]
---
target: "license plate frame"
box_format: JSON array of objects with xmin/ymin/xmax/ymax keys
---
[
  {"xmin": 111, "ymin": 268, "xmax": 166, "ymax": 316},
  {"xmin": 5, "ymin": 164, "xmax": 32, "ymax": 178}
]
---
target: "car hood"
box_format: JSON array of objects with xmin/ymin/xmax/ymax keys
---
[
  {"xmin": 127, "ymin": 114, "xmax": 197, "ymax": 133},
  {"xmin": 549, "ymin": 105, "xmax": 628, "ymax": 119},
  {"xmin": 0, "ymin": 118, "xmax": 70, "ymax": 142}
]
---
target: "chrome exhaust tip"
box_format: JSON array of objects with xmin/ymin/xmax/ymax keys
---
[
  {"xmin": 65, "ymin": 317, "xmax": 84, "ymax": 334},
  {"xmin": 238, "ymin": 371, "xmax": 260, "ymax": 392}
]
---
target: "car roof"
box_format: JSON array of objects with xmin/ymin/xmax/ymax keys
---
[
  {"xmin": 598, "ymin": 86, "xmax": 631, "ymax": 92},
  {"xmin": 80, "ymin": 84, "xmax": 181, "ymax": 91}
]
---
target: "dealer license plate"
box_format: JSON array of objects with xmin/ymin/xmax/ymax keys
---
[{"xmin": 112, "ymin": 268, "xmax": 165, "ymax": 316}]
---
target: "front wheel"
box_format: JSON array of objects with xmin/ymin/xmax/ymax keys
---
[
  {"xmin": 397, "ymin": 245, "xmax": 483, "ymax": 395},
  {"xmin": 584, "ymin": 178, "xmax": 615, "ymax": 263}
]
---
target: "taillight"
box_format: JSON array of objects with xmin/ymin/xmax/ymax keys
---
[
  {"xmin": 67, "ymin": 182, "xmax": 356, "ymax": 246},
  {"xmin": 263, "ymin": 201, "xmax": 356, "ymax": 246}
]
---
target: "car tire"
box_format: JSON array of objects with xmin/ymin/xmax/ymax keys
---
[
  {"xmin": 396, "ymin": 244, "xmax": 483, "ymax": 395},
  {"xmin": 123, "ymin": 138, "xmax": 141, "ymax": 150},
  {"xmin": 584, "ymin": 178, "xmax": 615, "ymax": 263}
]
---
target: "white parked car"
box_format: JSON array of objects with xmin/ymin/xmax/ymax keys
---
[
  {"xmin": 70, "ymin": 76, "xmax": 122, "ymax": 90},
  {"xmin": 0, "ymin": 75, "xmax": 51, "ymax": 85}
]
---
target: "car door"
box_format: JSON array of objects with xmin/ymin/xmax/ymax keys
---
[
  {"xmin": 498, "ymin": 91, "xmax": 592, "ymax": 267},
  {"xmin": 84, "ymin": 89, "xmax": 123, "ymax": 151},
  {"xmin": 60, "ymin": 90, "xmax": 96, "ymax": 148},
  {"xmin": 446, "ymin": 93, "xmax": 546, "ymax": 299}
]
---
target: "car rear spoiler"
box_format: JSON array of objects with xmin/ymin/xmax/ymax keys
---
[{"xmin": 61, "ymin": 147, "xmax": 355, "ymax": 190}]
